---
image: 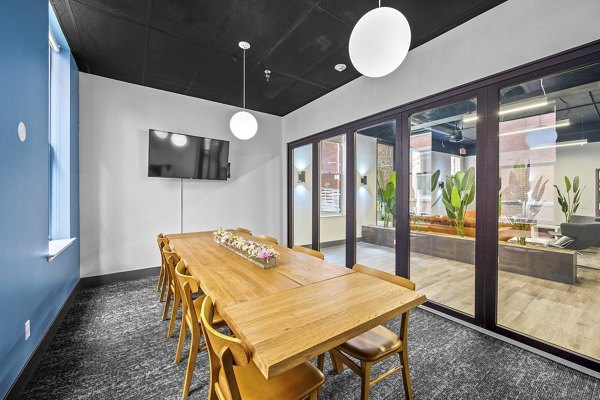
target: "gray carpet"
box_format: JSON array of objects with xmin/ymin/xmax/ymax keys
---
[{"xmin": 21, "ymin": 276, "xmax": 599, "ymax": 399}]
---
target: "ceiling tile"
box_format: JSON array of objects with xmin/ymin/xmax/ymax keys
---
[
  {"xmin": 149, "ymin": 0, "xmax": 235, "ymax": 48},
  {"xmin": 70, "ymin": 0, "xmax": 150, "ymax": 24},
  {"xmin": 210, "ymin": 0, "xmax": 313, "ymax": 64},
  {"xmin": 299, "ymin": 45, "xmax": 357, "ymax": 89},
  {"xmin": 69, "ymin": 1, "xmax": 146, "ymax": 82},
  {"xmin": 144, "ymin": 30, "xmax": 207, "ymax": 93}
]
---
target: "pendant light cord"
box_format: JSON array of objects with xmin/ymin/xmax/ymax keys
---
[{"xmin": 243, "ymin": 48, "xmax": 246, "ymax": 109}]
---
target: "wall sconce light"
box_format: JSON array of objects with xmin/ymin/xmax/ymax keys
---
[
  {"xmin": 298, "ymin": 170, "xmax": 306, "ymax": 183},
  {"xmin": 360, "ymin": 175, "xmax": 368, "ymax": 186}
]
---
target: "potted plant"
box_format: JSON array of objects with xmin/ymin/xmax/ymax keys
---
[
  {"xmin": 554, "ymin": 176, "xmax": 585, "ymax": 223},
  {"xmin": 439, "ymin": 167, "xmax": 475, "ymax": 237},
  {"xmin": 377, "ymin": 170, "xmax": 396, "ymax": 228}
]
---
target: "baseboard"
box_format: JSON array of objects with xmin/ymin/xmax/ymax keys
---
[
  {"xmin": 319, "ymin": 239, "xmax": 347, "ymax": 248},
  {"xmin": 5, "ymin": 281, "xmax": 81, "ymax": 400},
  {"xmin": 80, "ymin": 266, "xmax": 160, "ymax": 288}
]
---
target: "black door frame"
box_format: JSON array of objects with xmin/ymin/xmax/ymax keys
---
[{"xmin": 287, "ymin": 39, "xmax": 600, "ymax": 372}]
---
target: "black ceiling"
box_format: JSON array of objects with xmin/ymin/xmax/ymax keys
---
[{"xmin": 51, "ymin": 0, "xmax": 507, "ymax": 116}]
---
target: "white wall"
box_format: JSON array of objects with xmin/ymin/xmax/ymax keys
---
[
  {"xmin": 80, "ymin": 73, "xmax": 283, "ymax": 277},
  {"xmin": 281, "ymin": 0, "xmax": 600, "ymax": 242},
  {"xmin": 356, "ymin": 134, "xmax": 377, "ymax": 237},
  {"xmin": 553, "ymin": 142, "xmax": 600, "ymax": 223},
  {"xmin": 292, "ymin": 144, "xmax": 313, "ymax": 246}
]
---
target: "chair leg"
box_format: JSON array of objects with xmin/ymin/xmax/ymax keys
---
[
  {"xmin": 360, "ymin": 361, "xmax": 372, "ymax": 400},
  {"xmin": 175, "ymin": 319, "xmax": 187, "ymax": 364},
  {"xmin": 168, "ymin": 290, "xmax": 181, "ymax": 338},
  {"xmin": 309, "ymin": 389, "xmax": 318, "ymax": 400},
  {"xmin": 400, "ymin": 351, "xmax": 413, "ymax": 400},
  {"xmin": 317, "ymin": 353, "xmax": 325, "ymax": 371},
  {"xmin": 330, "ymin": 350, "xmax": 344, "ymax": 373},
  {"xmin": 159, "ymin": 272, "xmax": 168, "ymax": 303},
  {"xmin": 162, "ymin": 286, "xmax": 172, "ymax": 321},
  {"xmin": 182, "ymin": 327, "xmax": 200, "ymax": 398},
  {"xmin": 156, "ymin": 265, "xmax": 164, "ymax": 293}
]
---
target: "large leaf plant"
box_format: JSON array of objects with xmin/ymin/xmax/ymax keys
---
[
  {"xmin": 440, "ymin": 167, "xmax": 476, "ymax": 237},
  {"xmin": 554, "ymin": 176, "xmax": 584, "ymax": 223},
  {"xmin": 377, "ymin": 170, "xmax": 396, "ymax": 228}
]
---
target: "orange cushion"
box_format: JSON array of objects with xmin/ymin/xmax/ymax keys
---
[{"xmin": 337, "ymin": 325, "xmax": 402, "ymax": 362}]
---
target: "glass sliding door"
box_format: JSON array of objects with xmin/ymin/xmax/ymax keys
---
[
  {"xmin": 497, "ymin": 62, "xmax": 600, "ymax": 361},
  {"xmin": 355, "ymin": 121, "xmax": 396, "ymax": 273},
  {"xmin": 319, "ymin": 134, "xmax": 347, "ymax": 265},
  {"xmin": 292, "ymin": 144, "xmax": 313, "ymax": 247},
  {"xmin": 408, "ymin": 98, "xmax": 478, "ymax": 316}
]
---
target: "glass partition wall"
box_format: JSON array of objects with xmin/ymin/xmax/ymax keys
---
[
  {"xmin": 287, "ymin": 44, "xmax": 600, "ymax": 371},
  {"xmin": 355, "ymin": 121, "xmax": 397, "ymax": 273},
  {"xmin": 408, "ymin": 99, "xmax": 478, "ymax": 316},
  {"xmin": 497, "ymin": 62, "xmax": 600, "ymax": 362},
  {"xmin": 319, "ymin": 134, "xmax": 347, "ymax": 265}
]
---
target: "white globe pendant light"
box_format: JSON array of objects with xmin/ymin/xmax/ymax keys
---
[
  {"xmin": 349, "ymin": 2, "xmax": 411, "ymax": 78},
  {"xmin": 230, "ymin": 41, "xmax": 258, "ymax": 140}
]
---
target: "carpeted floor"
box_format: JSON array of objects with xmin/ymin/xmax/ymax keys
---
[{"xmin": 21, "ymin": 276, "xmax": 599, "ymax": 400}]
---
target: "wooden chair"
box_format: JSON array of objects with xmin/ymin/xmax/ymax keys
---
[
  {"xmin": 328, "ymin": 264, "xmax": 416, "ymax": 400},
  {"xmin": 156, "ymin": 234, "xmax": 170, "ymax": 302},
  {"xmin": 292, "ymin": 246, "xmax": 325, "ymax": 260},
  {"xmin": 200, "ymin": 296, "xmax": 324, "ymax": 400},
  {"xmin": 162, "ymin": 249, "xmax": 183, "ymax": 338},
  {"xmin": 236, "ymin": 227, "xmax": 252, "ymax": 235},
  {"xmin": 175, "ymin": 261, "xmax": 227, "ymax": 398},
  {"xmin": 257, "ymin": 235, "xmax": 278, "ymax": 244}
]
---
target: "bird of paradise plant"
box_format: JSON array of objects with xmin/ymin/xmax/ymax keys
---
[
  {"xmin": 377, "ymin": 170, "xmax": 396, "ymax": 228},
  {"xmin": 554, "ymin": 176, "xmax": 585, "ymax": 223}
]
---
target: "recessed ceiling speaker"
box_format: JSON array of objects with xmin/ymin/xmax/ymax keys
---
[
  {"xmin": 349, "ymin": 3, "xmax": 411, "ymax": 78},
  {"xmin": 18, "ymin": 122, "xmax": 26, "ymax": 142}
]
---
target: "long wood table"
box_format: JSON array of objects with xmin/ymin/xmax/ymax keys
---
[{"xmin": 166, "ymin": 230, "xmax": 427, "ymax": 380}]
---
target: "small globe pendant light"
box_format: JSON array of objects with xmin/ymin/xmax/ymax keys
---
[
  {"xmin": 230, "ymin": 41, "xmax": 258, "ymax": 140},
  {"xmin": 349, "ymin": 1, "xmax": 411, "ymax": 78}
]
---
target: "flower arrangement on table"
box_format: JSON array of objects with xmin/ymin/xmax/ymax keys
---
[{"xmin": 213, "ymin": 228, "xmax": 280, "ymax": 269}]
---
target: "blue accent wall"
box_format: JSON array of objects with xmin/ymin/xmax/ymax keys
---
[{"xmin": 0, "ymin": 1, "xmax": 80, "ymax": 397}]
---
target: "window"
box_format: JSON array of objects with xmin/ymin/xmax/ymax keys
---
[
  {"xmin": 320, "ymin": 137, "xmax": 345, "ymax": 215},
  {"xmin": 48, "ymin": 6, "xmax": 76, "ymax": 259},
  {"xmin": 450, "ymin": 155, "xmax": 462, "ymax": 176}
]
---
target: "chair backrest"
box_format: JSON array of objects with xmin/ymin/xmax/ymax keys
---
[
  {"xmin": 352, "ymin": 264, "xmax": 415, "ymax": 341},
  {"xmin": 292, "ymin": 245, "xmax": 325, "ymax": 260},
  {"xmin": 236, "ymin": 227, "xmax": 252, "ymax": 235},
  {"xmin": 157, "ymin": 234, "xmax": 169, "ymax": 265},
  {"xmin": 200, "ymin": 296, "xmax": 251, "ymax": 400},
  {"xmin": 352, "ymin": 264, "xmax": 415, "ymax": 290},
  {"xmin": 257, "ymin": 235, "xmax": 278, "ymax": 244},
  {"xmin": 175, "ymin": 260, "xmax": 201, "ymax": 329},
  {"xmin": 163, "ymin": 249, "xmax": 180, "ymax": 288}
]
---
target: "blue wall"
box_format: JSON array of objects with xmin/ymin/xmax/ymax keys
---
[{"xmin": 0, "ymin": 1, "xmax": 80, "ymax": 397}]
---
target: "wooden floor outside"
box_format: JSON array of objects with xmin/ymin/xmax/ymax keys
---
[{"xmin": 322, "ymin": 242, "xmax": 600, "ymax": 361}]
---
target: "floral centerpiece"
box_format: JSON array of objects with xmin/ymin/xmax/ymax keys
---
[{"xmin": 213, "ymin": 228, "xmax": 280, "ymax": 269}]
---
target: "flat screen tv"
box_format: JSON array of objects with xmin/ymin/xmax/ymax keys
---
[{"xmin": 148, "ymin": 129, "xmax": 230, "ymax": 180}]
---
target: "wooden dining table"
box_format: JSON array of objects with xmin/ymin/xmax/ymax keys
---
[{"xmin": 166, "ymin": 230, "xmax": 427, "ymax": 382}]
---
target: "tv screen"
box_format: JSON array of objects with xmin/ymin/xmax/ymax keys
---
[{"xmin": 148, "ymin": 129, "xmax": 230, "ymax": 180}]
